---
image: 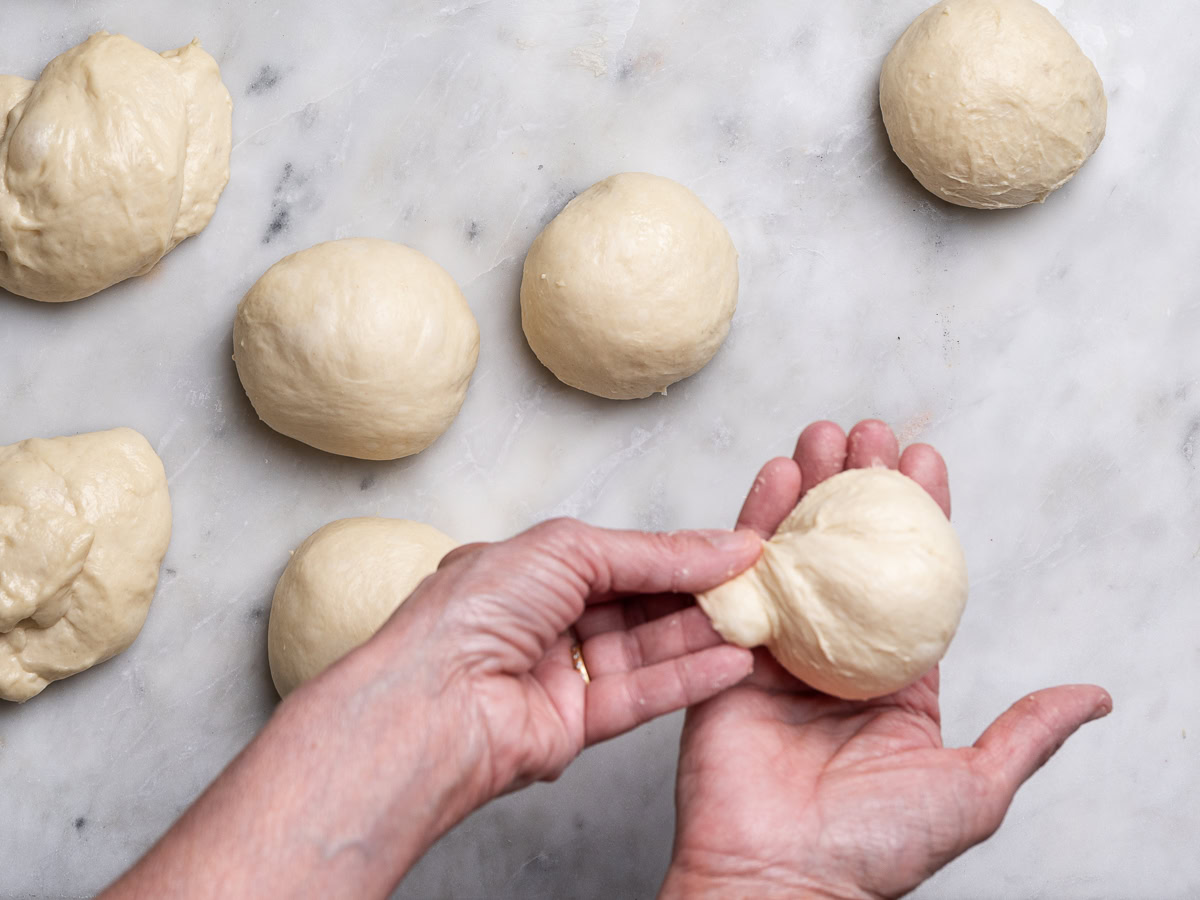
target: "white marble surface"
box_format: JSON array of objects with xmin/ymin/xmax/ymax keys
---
[{"xmin": 0, "ymin": 1, "xmax": 1196, "ymax": 897}]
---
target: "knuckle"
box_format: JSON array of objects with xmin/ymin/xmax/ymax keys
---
[
  {"xmin": 525, "ymin": 517, "xmax": 605, "ymax": 590},
  {"xmin": 620, "ymin": 630, "xmax": 645, "ymax": 670},
  {"xmin": 533, "ymin": 516, "xmax": 583, "ymax": 543},
  {"xmin": 437, "ymin": 541, "xmax": 487, "ymax": 570},
  {"xmin": 622, "ymin": 673, "xmax": 648, "ymax": 715}
]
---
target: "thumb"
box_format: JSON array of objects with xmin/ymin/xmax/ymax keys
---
[
  {"xmin": 516, "ymin": 519, "xmax": 763, "ymax": 600},
  {"xmin": 968, "ymin": 684, "xmax": 1112, "ymax": 837}
]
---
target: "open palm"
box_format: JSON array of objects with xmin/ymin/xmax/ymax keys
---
[{"xmin": 662, "ymin": 421, "xmax": 1112, "ymax": 900}]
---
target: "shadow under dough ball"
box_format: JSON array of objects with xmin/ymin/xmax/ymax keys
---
[
  {"xmin": 697, "ymin": 468, "xmax": 968, "ymax": 700},
  {"xmin": 266, "ymin": 517, "xmax": 457, "ymax": 697},
  {"xmin": 0, "ymin": 32, "xmax": 232, "ymax": 302},
  {"xmin": 233, "ymin": 238, "xmax": 480, "ymax": 461},
  {"xmin": 879, "ymin": 0, "xmax": 1106, "ymax": 209},
  {"xmin": 520, "ymin": 172, "xmax": 738, "ymax": 400},
  {"xmin": 0, "ymin": 428, "xmax": 172, "ymax": 702}
]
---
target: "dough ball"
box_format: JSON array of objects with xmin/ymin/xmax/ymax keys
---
[
  {"xmin": 0, "ymin": 428, "xmax": 172, "ymax": 702},
  {"xmin": 0, "ymin": 32, "xmax": 232, "ymax": 302},
  {"xmin": 233, "ymin": 239, "xmax": 480, "ymax": 460},
  {"xmin": 880, "ymin": 0, "xmax": 1106, "ymax": 209},
  {"xmin": 697, "ymin": 468, "xmax": 967, "ymax": 700},
  {"xmin": 267, "ymin": 517, "xmax": 457, "ymax": 696},
  {"xmin": 520, "ymin": 172, "xmax": 738, "ymax": 400}
]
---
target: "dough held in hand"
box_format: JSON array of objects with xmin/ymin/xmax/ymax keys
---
[
  {"xmin": 267, "ymin": 517, "xmax": 457, "ymax": 696},
  {"xmin": 879, "ymin": 0, "xmax": 1106, "ymax": 209},
  {"xmin": 0, "ymin": 428, "xmax": 172, "ymax": 702},
  {"xmin": 520, "ymin": 172, "xmax": 738, "ymax": 400},
  {"xmin": 697, "ymin": 468, "xmax": 967, "ymax": 700},
  {"xmin": 233, "ymin": 238, "xmax": 480, "ymax": 460},
  {"xmin": 0, "ymin": 32, "xmax": 232, "ymax": 302}
]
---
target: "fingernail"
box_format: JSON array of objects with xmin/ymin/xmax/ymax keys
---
[
  {"xmin": 697, "ymin": 529, "xmax": 759, "ymax": 554},
  {"xmin": 739, "ymin": 650, "xmax": 755, "ymax": 679},
  {"xmin": 1087, "ymin": 700, "xmax": 1113, "ymax": 723}
]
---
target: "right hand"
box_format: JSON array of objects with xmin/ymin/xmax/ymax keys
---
[
  {"xmin": 406, "ymin": 518, "xmax": 762, "ymax": 800},
  {"xmin": 660, "ymin": 420, "xmax": 1113, "ymax": 899}
]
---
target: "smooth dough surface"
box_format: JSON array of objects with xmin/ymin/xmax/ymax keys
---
[
  {"xmin": 880, "ymin": 0, "xmax": 1106, "ymax": 209},
  {"xmin": 520, "ymin": 172, "xmax": 738, "ymax": 400},
  {"xmin": 267, "ymin": 517, "xmax": 457, "ymax": 696},
  {"xmin": 697, "ymin": 468, "xmax": 967, "ymax": 700},
  {"xmin": 0, "ymin": 32, "xmax": 232, "ymax": 302},
  {"xmin": 0, "ymin": 428, "xmax": 172, "ymax": 702},
  {"xmin": 233, "ymin": 238, "xmax": 480, "ymax": 460}
]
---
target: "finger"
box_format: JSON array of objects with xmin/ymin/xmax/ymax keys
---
[
  {"xmin": 438, "ymin": 542, "xmax": 489, "ymax": 569},
  {"xmin": 584, "ymin": 644, "xmax": 754, "ymax": 746},
  {"xmin": 740, "ymin": 646, "xmax": 818, "ymax": 693},
  {"xmin": 845, "ymin": 419, "xmax": 900, "ymax": 470},
  {"xmin": 581, "ymin": 606, "xmax": 727, "ymax": 675},
  {"xmin": 517, "ymin": 519, "xmax": 763, "ymax": 599},
  {"xmin": 969, "ymin": 685, "xmax": 1112, "ymax": 831},
  {"xmin": 574, "ymin": 594, "xmax": 692, "ymax": 641},
  {"xmin": 899, "ymin": 443, "xmax": 952, "ymax": 518},
  {"xmin": 734, "ymin": 457, "xmax": 802, "ymax": 538},
  {"xmin": 529, "ymin": 634, "xmax": 587, "ymax": 744},
  {"xmin": 793, "ymin": 421, "xmax": 847, "ymax": 497},
  {"xmin": 915, "ymin": 664, "xmax": 941, "ymax": 707},
  {"xmin": 878, "ymin": 666, "xmax": 942, "ymax": 724}
]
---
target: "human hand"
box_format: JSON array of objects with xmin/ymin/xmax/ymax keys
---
[
  {"xmin": 388, "ymin": 517, "xmax": 764, "ymax": 801},
  {"xmin": 104, "ymin": 519, "xmax": 763, "ymax": 900},
  {"xmin": 660, "ymin": 420, "xmax": 1112, "ymax": 900}
]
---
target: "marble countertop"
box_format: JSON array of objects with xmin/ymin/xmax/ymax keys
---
[{"xmin": 1, "ymin": 1, "xmax": 1196, "ymax": 897}]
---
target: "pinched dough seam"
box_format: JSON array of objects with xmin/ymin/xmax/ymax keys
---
[{"xmin": 2, "ymin": 448, "xmax": 90, "ymax": 641}]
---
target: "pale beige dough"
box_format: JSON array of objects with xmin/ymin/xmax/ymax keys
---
[
  {"xmin": 234, "ymin": 238, "xmax": 480, "ymax": 460},
  {"xmin": 267, "ymin": 517, "xmax": 457, "ymax": 696},
  {"xmin": 0, "ymin": 428, "xmax": 172, "ymax": 702},
  {"xmin": 520, "ymin": 173, "xmax": 738, "ymax": 400},
  {"xmin": 697, "ymin": 468, "xmax": 968, "ymax": 700},
  {"xmin": 0, "ymin": 32, "xmax": 232, "ymax": 302},
  {"xmin": 880, "ymin": 0, "xmax": 1106, "ymax": 209}
]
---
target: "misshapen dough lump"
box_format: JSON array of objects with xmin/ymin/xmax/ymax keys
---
[
  {"xmin": 0, "ymin": 32, "xmax": 232, "ymax": 302},
  {"xmin": 697, "ymin": 468, "xmax": 967, "ymax": 700},
  {"xmin": 234, "ymin": 239, "xmax": 480, "ymax": 460},
  {"xmin": 267, "ymin": 518, "xmax": 457, "ymax": 697},
  {"xmin": 521, "ymin": 173, "xmax": 738, "ymax": 400},
  {"xmin": 0, "ymin": 428, "xmax": 172, "ymax": 702},
  {"xmin": 880, "ymin": 0, "xmax": 1106, "ymax": 209}
]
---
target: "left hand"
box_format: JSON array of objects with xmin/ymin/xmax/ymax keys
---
[{"xmin": 659, "ymin": 420, "xmax": 1112, "ymax": 900}]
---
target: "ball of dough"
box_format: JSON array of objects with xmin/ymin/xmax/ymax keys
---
[
  {"xmin": 0, "ymin": 428, "xmax": 172, "ymax": 702},
  {"xmin": 879, "ymin": 0, "xmax": 1106, "ymax": 209},
  {"xmin": 0, "ymin": 32, "xmax": 232, "ymax": 302},
  {"xmin": 233, "ymin": 239, "xmax": 480, "ymax": 460},
  {"xmin": 267, "ymin": 517, "xmax": 457, "ymax": 696},
  {"xmin": 520, "ymin": 173, "xmax": 738, "ymax": 400},
  {"xmin": 697, "ymin": 468, "xmax": 967, "ymax": 700}
]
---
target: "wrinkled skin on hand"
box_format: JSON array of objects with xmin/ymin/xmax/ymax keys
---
[
  {"xmin": 658, "ymin": 420, "xmax": 1112, "ymax": 900},
  {"xmin": 406, "ymin": 518, "xmax": 764, "ymax": 799},
  {"xmin": 101, "ymin": 519, "xmax": 766, "ymax": 900}
]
